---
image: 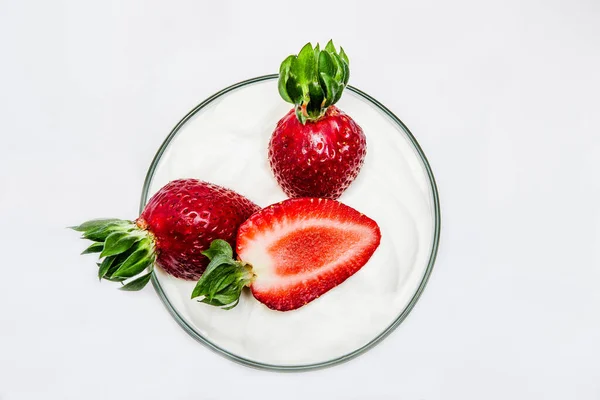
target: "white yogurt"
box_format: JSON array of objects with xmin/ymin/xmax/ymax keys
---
[{"xmin": 148, "ymin": 79, "xmax": 437, "ymax": 366}]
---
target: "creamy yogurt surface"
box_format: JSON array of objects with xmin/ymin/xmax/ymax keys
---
[{"xmin": 147, "ymin": 79, "xmax": 437, "ymax": 366}]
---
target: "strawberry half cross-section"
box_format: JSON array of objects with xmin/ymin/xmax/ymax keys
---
[{"xmin": 192, "ymin": 198, "xmax": 381, "ymax": 311}]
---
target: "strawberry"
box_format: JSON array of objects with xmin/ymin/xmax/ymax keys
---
[
  {"xmin": 269, "ymin": 40, "xmax": 366, "ymax": 199},
  {"xmin": 71, "ymin": 179, "xmax": 260, "ymax": 290},
  {"xmin": 192, "ymin": 198, "xmax": 381, "ymax": 311},
  {"xmin": 269, "ymin": 105, "xmax": 366, "ymax": 199}
]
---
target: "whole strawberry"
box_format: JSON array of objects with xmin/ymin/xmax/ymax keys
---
[
  {"xmin": 269, "ymin": 40, "xmax": 366, "ymax": 199},
  {"xmin": 71, "ymin": 179, "xmax": 260, "ymax": 290}
]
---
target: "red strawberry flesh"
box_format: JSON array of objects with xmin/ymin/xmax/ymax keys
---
[
  {"xmin": 237, "ymin": 198, "xmax": 381, "ymax": 311},
  {"xmin": 269, "ymin": 227, "xmax": 363, "ymax": 276}
]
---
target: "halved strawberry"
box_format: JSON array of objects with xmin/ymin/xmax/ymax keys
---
[{"xmin": 192, "ymin": 198, "xmax": 381, "ymax": 311}]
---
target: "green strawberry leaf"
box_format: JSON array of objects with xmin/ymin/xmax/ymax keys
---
[
  {"xmin": 112, "ymin": 247, "xmax": 152, "ymax": 278},
  {"xmin": 313, "ymin": 43, "xmax": 320, "ymax": 65},
  {"xmin": 330, "ymin": 54, "xmax": 344, "ymax": 83},
  {"xmin": 98, "ymin": 256, "xmax": 115, "ymax": 280},
  {"xmin": 192, "ymin": 239, "xmax": 254, "ymax": 309},
  {"xmin": 82, "ymin": 242, "xmax": 104, "ymax": 255},
  {"xmin": 104, "ymin": 249, "xmax": 132, "ymax": 279},
  {"xmin": 318, "ymin": 51, "xmax": 335, "ymax": 78},
  {"xmin": 72, "ymin": 217, "xmax": 155, "ymax": 288},
  {"xmin": 325, "ymin": 39, "xmax": 336, "ymax": 54},
  {"xmin": 339, "ymin": 46, "xmax": 349, "ymax": 65},
  {"xmin": 103, "ymin": 275, "xmax": 128, "ymax": 283},
  {"xmin": 201, "ymin": 239, "xmax": 233, "ymax": 260},
  {"xmin": 278, "ymin": 55, "xmax": 295, "ymax": 103},
  {"xmin": 293, "ymin": 42, "xmax": 317, "ymax": 83},
  {"xmin": 307, "ymin": 81, "xmax": 324, "ymax": 116},
  {"xmin": 83, "ymin": 220, "xmax": 133, "ymax": 242},
  {"xmin": 285, "ymin": 75, "xmax": 303, "ymax": 104},
  {"xmin": 320, "ymin": 73, "xmax": 341, "ymax": 107},
  {"xmin": 340, "ymin": 58, "xmax": 350, "ymax": 86},
  {"xmin": 119, "ymin": 272, "xmax": 153, "ymax": 291},
  {"xmin": 70, "ymin": 219, "xmax": 123, "ymax": 232},
  {"xmin": 100, "ymin": 231, "xmax": 143, "ymax": 258},
  {"xmin": 276, "ymin": 40, "xmax": 351, "ymax": 122}
]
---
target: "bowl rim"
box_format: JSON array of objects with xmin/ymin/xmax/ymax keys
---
[{"xmin": 139, "ymin": 74, "xmax": 441, "ymax": 372}]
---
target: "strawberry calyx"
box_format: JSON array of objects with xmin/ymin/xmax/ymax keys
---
[
  {"xmin": 71, "ymin": 218, "xmax": 156, "ymax": 291},
  {"xmin": 190, "ymin": 239, "xmax": 253, "ymax": 310},
  {"xmin": 278, "ymin": 40, "xmax": 350, "ymax": 124}
]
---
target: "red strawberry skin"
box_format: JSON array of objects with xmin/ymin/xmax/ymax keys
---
[
  {"xmin": 268, "ymin": 106, "xmax": 366, "ymax": 200},
  {"xmin": 140, "ymin": 179, "xmax": 260, "ymax": 280},
  {"xmin": 236, "ymin": 198, "xmax": 381, "ymax": 311}
]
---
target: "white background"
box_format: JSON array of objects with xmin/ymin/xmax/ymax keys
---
[{"xmin": 1, "ymin": 0, "xmax": 598, "ymax": 399}]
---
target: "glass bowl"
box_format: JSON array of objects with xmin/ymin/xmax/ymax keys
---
[{"xmin": 140, "ymin": 75, "xmax": 440, "ymax": 371}]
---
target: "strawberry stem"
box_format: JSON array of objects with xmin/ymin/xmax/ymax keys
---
[
  {"xmin": 191, "ymin": 239, "xmax": 253, "ymax": 310},
  {"xmin": 71, "ymin": 218, "xmax": 156, "ymax": 290},
  {"xmin": 278, "ymin": 40, "xmax": 350, "ymax": 124}
]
